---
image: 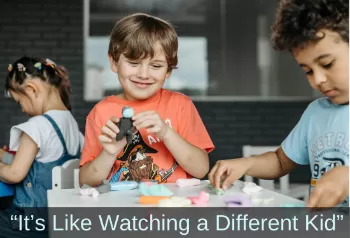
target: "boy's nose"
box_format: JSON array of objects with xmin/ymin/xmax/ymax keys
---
[
  {"xmin": 314, "ymin": 71, "xmax": 327, "ymax": 85},
  {"xmin": 136, "ymin": 65, "xmax": 149, "ymax": 79}
]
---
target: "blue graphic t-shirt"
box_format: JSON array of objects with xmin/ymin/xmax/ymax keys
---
[{"xmin": 282, "ymin": 97, "xmax": 349, "ymax": 206}]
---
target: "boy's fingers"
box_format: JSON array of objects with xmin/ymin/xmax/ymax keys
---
[
  {"xmin": 147, "ymin": 125, "xmax": 161, "ymax": 133},
  {"xmin": 133, "ymin": 110, "xmax": 155, "ymax": 120},
  {"xmin": 208, "ymin": 164, "xmax": 218, "ymax": 185},
  {"xmin": 222, "ymin": 171, "xmax": 239, "ymax": 190},
  {"xmin": 133, "ymin": 114, "xmax": 158, "ymax": 126},
  {"xmin": 214, "ymin": 164, "xmax": 227, "ymax": 190},
  {"xmin": 98, "ymin": 135, "xmax": 112, "ymax": 143},
  {"xmin": 101, "ymin": 126, "xmax": 117, "ymax": 138},
  {"xmin": 307, "ymin": 188, "xmax": 321, "ymax": 207},
  {"xmin": 135, "ymin": 119, "xmax": 155, "ymax": 130},
  {"xmin": 110, "ymin": 116, "xmax": 120, "ymax": 123},
  {"xmin": 317, "ymin": 194, "xmax": 338, "ymax": 208},
  {"xmin": 208, "ymin": 164, "xmax": 216, "ymax": 184},
  {"xmin": 106, "ymin": 120, "xmax": 120, "ymax": 133}
]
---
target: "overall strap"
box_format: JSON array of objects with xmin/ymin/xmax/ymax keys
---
[
  {"xmin": 75, "ymin": 143, "xmax": 81, "ymax": 158},
  {"xmin": 42, "ymin": 114, "xmax": 68, "ymax": 154}
]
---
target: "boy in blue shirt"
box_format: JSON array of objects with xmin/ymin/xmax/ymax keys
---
[{"xmin": 209, "ymin": 0, "xmax": 349, "ymax": 208}]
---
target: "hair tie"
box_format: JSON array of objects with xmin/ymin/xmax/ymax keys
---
[
  {"xmin": 7, "ymin": 64, "xmax": 13, "ymax": 72},
  {"xmin": 4, "ymin": 90, "xmax": 11, "ymax": 98},
  {"xmin": 34, "ymin": 62, "xmax": 42, "ymax": 70},
  {"xmin": 45, "ymin": 58, "xmax": 56, "ymax": 69},
  {"xmin": 17, "ymin": 63, "xmax": 26, "ymax": 72}
]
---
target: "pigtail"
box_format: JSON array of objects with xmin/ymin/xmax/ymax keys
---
[{"xmin": 54, "ymin": 65, "xmax": 72, "ymax": 111}]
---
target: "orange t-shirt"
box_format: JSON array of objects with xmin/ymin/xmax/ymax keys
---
[{"xmin": 80, "ymin": 89, "xmax": 214, "ymax": 183}]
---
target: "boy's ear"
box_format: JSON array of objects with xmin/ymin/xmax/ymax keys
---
[
  {"xmin": 108, "ymin": 55, "xmax": 118, "ymax": 73},
  {"xmin": 165, "ymin": 70, "xmax": 172, "ymax": 79}
]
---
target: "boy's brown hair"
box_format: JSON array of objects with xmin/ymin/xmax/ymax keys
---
[{"xmin": 108, "ymin": 13, "xmax": 178, "ymax": 71}]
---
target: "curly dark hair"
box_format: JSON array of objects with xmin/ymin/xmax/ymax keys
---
[{"xmin": 271, "ymin": 0, "xmax": 349, "ymax": 51}]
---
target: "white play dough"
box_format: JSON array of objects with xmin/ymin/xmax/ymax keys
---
[
  {"xmin": 80, "ymin": 187, "xmax": 100, "ymax": 198},
  {"xmin": 242, "ymin": 182, "xmax": 262, "ymax": 194},
  {"xmin": 251, "ymin": 197, "xmax": 274, "ymax": 205},
  {"xmin": 176, "ymin": 178, "xmax": 201, "ymax": 187},
  {"xmin": 157, "ymin": 196, "xmax": 192, "ymax": 207}
]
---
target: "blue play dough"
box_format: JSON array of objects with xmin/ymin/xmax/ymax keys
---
[
  {"xmin": 122, "ymin": 107, "xmax": 134, "ymax": 118},
  {"xmin": 0, "ymin": 181, "xmax": 14, "ymax": 197},
  {"xmin": 110, "ymin": 181, "xmax": 138, "ymax": 191},
  {"xmin": 138, "ymin": 183, "xmax": 173, "ymax": 196}
]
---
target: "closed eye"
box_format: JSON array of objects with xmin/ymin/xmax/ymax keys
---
[
  {"xmin": 151, "ymin": 65, "xmax": 163, "ymax": 69},
  {"xmin": 305, "ymin": 70, "xmax": 313, "ymax": 75},
  {"xmin": 323, "ymin": 62, "xmax": 333, "ymax": 69},
  {"xmin": 128, "ymin": 61, "xmax": 139, "ymax": 66}
]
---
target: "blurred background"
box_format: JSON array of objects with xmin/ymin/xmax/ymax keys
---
[{"xmin": 0, "ymin": 0, "xmax": 314, "ymax": 182}]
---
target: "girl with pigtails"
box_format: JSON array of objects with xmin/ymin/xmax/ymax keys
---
[{"xmin": 0, "ymin": 56, "xmax": 83, "ymax": 237}]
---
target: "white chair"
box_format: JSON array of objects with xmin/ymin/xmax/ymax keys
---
[
  {"xmin": 52, "ymin": 159, "xmax": 80, "ymax": 190},
  {"xmin": 242, "ymin": 145, "xmax": 309, "ymax": 201}
]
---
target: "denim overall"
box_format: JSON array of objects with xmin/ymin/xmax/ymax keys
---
[
  {"xmin": 1, "ymin": 114, "xmax": 81, "ymax": 234},
  {"xmin": 13, "ymin": 114, "xmax": 81, "ymax": 207}
]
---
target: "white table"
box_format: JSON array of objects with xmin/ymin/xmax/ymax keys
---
[{"xmin": 47, "ymin": 180, "xmax": 304, "ymax": 207}]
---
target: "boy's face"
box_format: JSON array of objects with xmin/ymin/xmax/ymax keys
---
[
  {"xmin": 292, "ymin": 30, "xmax": 349, "ymax": 104},
  {"xmin": 109, "ymin": 45, "xmax": 171, "ymax": 101}
]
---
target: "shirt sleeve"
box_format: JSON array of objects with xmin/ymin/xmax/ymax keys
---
[
  {"xmin": 79, "ymin": 131, "xmax": 85, "ymax": 153},
  {"xmin": 177, "ymin": 98, "xmax": 215, "ymax": 153},
  {"xmin": 9, "ymin": 118, "xmax": 43, "ymax": 157},
  {"xmin": 281, "ymin": 104, "xmax": 313, "ymax": 165},
  {"xmin": 79, "ymin": 117, "xmax": 103, "ymax": 167}
]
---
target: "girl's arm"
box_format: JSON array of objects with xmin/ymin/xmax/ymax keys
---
[{"xmin": 0, "ymin": 132, "xmax": 37, "ymax": 184}]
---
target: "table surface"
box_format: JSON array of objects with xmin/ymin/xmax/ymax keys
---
[{"xmin": 47, "ymin": 180, "xmax": 305, "ymax": 207}]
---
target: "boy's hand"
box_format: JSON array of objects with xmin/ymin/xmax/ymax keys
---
[
  {"xmin": 99, "ymin": 116, "xmax": 127, "ymax": 156},
  {"xmin": 208, "ymin": 158, "xmax": 252, "ymax": 190},
  {"xmin": 307, "ymin": 166, "xmax": 349, "ymax": 208},
  {"xmin": 132, "ymin": 110, "xmax": 169, "ymax": 139}
]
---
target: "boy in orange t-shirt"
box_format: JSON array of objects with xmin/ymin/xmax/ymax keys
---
[{"xmin": 79, "ymin": 13, "xmax": 214, "ymax": 186}]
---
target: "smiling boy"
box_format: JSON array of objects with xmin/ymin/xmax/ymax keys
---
[{"xmin": 79, "ymin": 13, "xmax": 214, "ymax": 186}]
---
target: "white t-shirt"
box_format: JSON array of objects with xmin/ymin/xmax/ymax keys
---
[{"xmin": 9, "ymin": 110, "xmax": 84, "ymax": 163}]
